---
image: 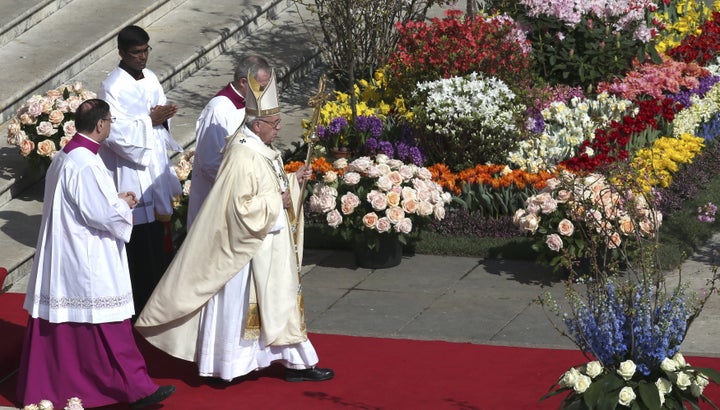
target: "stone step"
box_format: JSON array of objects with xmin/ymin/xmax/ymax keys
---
[{"xmin": 0, "ymin": 0, "xmax": 72, "ymax": 48}]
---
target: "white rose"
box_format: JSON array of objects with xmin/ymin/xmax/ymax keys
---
[
  {"xmin": 36, "ymin": 121, "xmax": 58, "ymax": 137},
  {"xmin": 617, "ymin": 386, "xmax": 636, "ymax": 406},
  {"xmin": 36, "ymin": 139, "xmax": 57, "ymax": 157},
  {"xmin": 433, "ymin": 204, "xmax": 445, "ymax": 220},
  {"xmin": 398, "ymin": 165, "xmax": 415, "ymax": 180},
  {"xmin": 319, "ymin": 193, "xmax": 337, "ymax": 213},
  {"xmin": 573, "ymin": 374, "xmax": 592, "ymax": 393},
  {"xmin": 377, "ymin": 175, "xmax": 394, "ymax": 191},
  {"xmin": 616, "ymin": 360, "xmax": 636, "ymax": 381},
  {"xmin": 37, "ymin": 400, "xmax": 54, "ymax": 410},
  {"xmin": 656, "ymin": 377, "xmax": 672, "ymax": 395},
  {"xmin": 63, "ymin": 120, "xmax": 76, "ymax": 136},
  {"xmin": 333, "ymin": 157, "xmax": 348, "ymax": 169},
  {"xmin": 368, "ymin": 190, "xmax": 388, "ymax": 211},
  {"xmin": 386, "ymin": 191, "xmax": 401, "ymax": 207},
  {"xmin": 65, "ymin": 397, "xmax": 83, "ymax": 410},
  {"xmin": 182, "ymin": 180, "xmax": 191, "ymax": 196},
  {"xmin": 376, "ymin": 217, "xmax": 392, "ymax": 233},
  {"xmin": 402, "ymin": 186, "xmax": 417, "ymax": 200},
  {"xmin": 23, "ymin": 405, "xmax": 39, "ymax": 410},
  {"xmin": 343, "ymin": 171, "xmax": 361, "ymax": 185},
  {"xmin": 673, "ymin": 352, "xmax": 687, "ymax": 368},
  {"xmin": 560, "ymin": 368, "xmax": 580, "ymax": 388},
  {"xmin": 387, "ymin": 170, "xmax": 403, "ymax": 186},
  {"xmin": 676, "ymin": 372, "xmax": 692, "ymax": 390},
  {"xmin": 323, "ymin": 170, "xmax": 338, "ymax": 183},
  {"xmin": 521, "ymin": 213, "xmax": 540, "ymax": 233},
  {"xmin": 387, "ymin": 159, "xmax": 404, "ymax": 169},
  {"xmin": 585, "ymin": 361, "xmax": 603, "ymax": 378},
  {"xmin": 326, "ymin": 209, "xmax": 343, "ymax": 228},
  {"xmin": 376, "ymin": 163, "xmax": 392, "ymax": 176},
  {"xmin": 394, "ymin": 217, "xmax": 412, "ymax": 234},
  {"xmin": 417, "ymin": 167, "xmax": 432, "ymax": 180},
  {"xmin": 340, "ymin": 192, "xmax": 360, "ymax": 215},
  {"xmin": 416, "ymin": 200, "xmax": 434, "ymax": 216},
  {"xmin": 386, "ymin": 206, "xmax": 405, "ymax": 224},
  {"xmin": 660, "ymin": 357, "xmax": 677, "ymax": 372},
  {"xmin": 375, "ymin": 153, "xmax": 389, "ymax": 164},
  {"xmin": 362, "ymin": 212, "xmax": 378, "ymax": 229},
  {"xmin": 557, "ymin": 219, "xmax": 575, "ymax": 236},
  {"xmin": 546, "ymin": 234, "xmax": 563, "ymax": 252}
]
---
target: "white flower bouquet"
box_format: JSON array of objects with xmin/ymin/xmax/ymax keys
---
[
  {"xmin": 307, "ymin": 154, "xmax": 451, "ymax": 249},
  {"xmin": 6, "ymin": 82, "xmax": 96, "ymax": 170},
  {"xmin": 23, "ymin": 396, "xmax": 84, "ymax": 410},
  {"xmin": 543, "ymin": 354, "xmax": 720, "ymax": 409}
]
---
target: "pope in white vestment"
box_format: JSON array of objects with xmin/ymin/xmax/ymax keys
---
[{"xmin": 136, "ymin": 69, "xmax": 333, "ymax": 383}]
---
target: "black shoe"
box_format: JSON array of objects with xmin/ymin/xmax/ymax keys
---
[
  {"xmin": 285, "ymin": 367, "xmax": 335, "ymax": 382},
  {"xmin": 130, "ymin": 385, "xmax": 176, "ymax": 409}
]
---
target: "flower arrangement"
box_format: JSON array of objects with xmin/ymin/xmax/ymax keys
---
[
  {"xmin": 23, "ymin": 397, "xmax": 84, "ymax": 410},
  {"xmin": 306, "ymin": 154, "xmax": 451, "ymax": 249},
  {"xmin": 512, "ymin": 170, "xmax": 662, "ymax": 269},
  {"xmin": 6, "ymin": 82, "xmax": 96, "ymax": 170},
  {"xmin": 531, "ymin": 165, "xmax": 720, "ymax": 409},
  {"xmin": 411, "ymin": 72, "xmax": 526, "ymax": 170},
  {"xmin": 543, "ymin": 351, "xmax": 720, "ymax": 408}
]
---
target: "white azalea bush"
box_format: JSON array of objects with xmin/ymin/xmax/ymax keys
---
[
  {"xmin": 307, "ymin": 154, "xmax": 451, "ymax": 249},
  {"xmin": 410, "ymin": 72, "xmax": 526, "ymax": 170},
  {"xmin": 507, "ymin": 92, "xmax": 636, "ymax": 173},
  {"xmin": 6, "ymin": 82, "xmax": 96, "ymax": 170}
]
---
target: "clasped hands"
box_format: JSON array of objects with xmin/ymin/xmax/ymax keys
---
[
  {"xmin": 119, "ymin": 191, "xmax": 139, "ymax": 209},
  {"xmin": 150, "ymin": 103, "xmax": 178, "ymax": 126}
]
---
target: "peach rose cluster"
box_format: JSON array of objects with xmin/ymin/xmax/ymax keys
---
[
  {"xmin": 7, "ymin": 82, "xmax": 96, "ymax": 163},
  {"xmin": 308, "ymin": 154, "xmax": 451, "ymax": 237},
  {"xmin": 513, "ymin": 171, "xmax": 662, "ymax": 253}
]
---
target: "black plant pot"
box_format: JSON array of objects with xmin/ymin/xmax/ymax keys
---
[{"xmin": 353, "ymin": 235, "xmax": 402, "ymax": 269}]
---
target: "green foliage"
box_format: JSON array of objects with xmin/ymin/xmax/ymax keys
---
[{"xmin": 511, "ymin": 8, "xmax": 661, "ymax": 92}]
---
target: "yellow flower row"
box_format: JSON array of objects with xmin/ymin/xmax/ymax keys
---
[{"xmin": 629, "ymin": 133, "xmax": 704, "ymax": 191}]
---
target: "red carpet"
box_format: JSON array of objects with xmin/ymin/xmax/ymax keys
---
[{"xmin": 1, "ymin": 292, "xmax": 720, "ymax": 409}]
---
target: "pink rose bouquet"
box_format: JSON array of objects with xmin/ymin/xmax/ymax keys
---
[
  {"xmin": 6, "ymin": 82, "xmax": 96, "ymax": 170},
  {"xmin": 512, "ymin": 170, "xmax": 662, "ymax": 270},
  {"xmin": 307, "ymin": 154, "xmax": 451, "ymax": 249}
]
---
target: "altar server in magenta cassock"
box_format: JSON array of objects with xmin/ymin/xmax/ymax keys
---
[
  {"xmin": 17, "ymin": 99, "xmax": 175, "ymax": 409},
  {"xmin": 135, "ymin": 69, "xmax": 334, "ymax": 384},
  {"xmin": 187, "ymin": 54, "xmax": 272, "ymax": 231},
  {"xmin": 98, "ymin": 25, "xmax": 183, "ymax": 317}
]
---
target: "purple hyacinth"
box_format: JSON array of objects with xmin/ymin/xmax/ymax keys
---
[
  {"xmin": 328, "ymin": 117, "xmax": 348, "ymax": 135},
  {"xmin": 379, "ymin": 140, "xmax": 394, "ymax": 157}
]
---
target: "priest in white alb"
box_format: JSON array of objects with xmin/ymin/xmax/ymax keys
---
[
  {"xmin": 135, "ymin": 69, "xmax": 334, "ymax": 383},
  {"xmin": 187, "ymin": 54, "xmax": 271, "ymax": 230},
  {"xmin": 17, "ymin": 99, "xmax": 174, "ymax": 409}
]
